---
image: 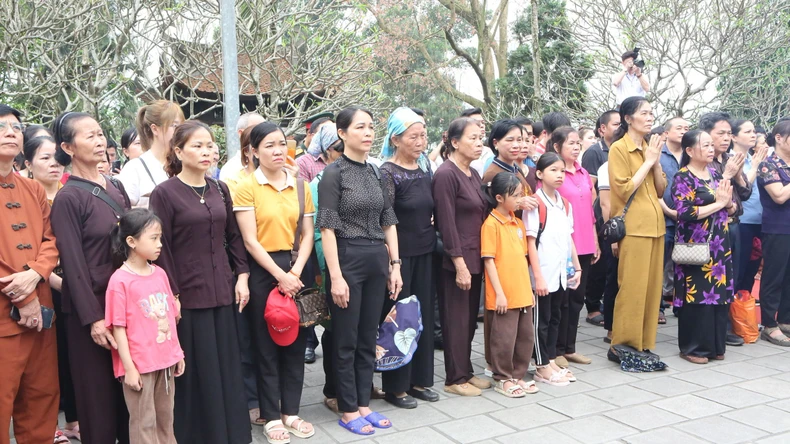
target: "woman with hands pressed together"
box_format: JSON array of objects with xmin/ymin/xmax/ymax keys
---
[
  {"xmin": 234, "ymin": 122, "xmax": 317, "ymax": 442},
  {"xmin": 51, "ymin": 111, "xmax": 133, "ymax": 444},
  {"xmin": 672, "ymin": 130, "xmax": 736, "ymax": 364},
  {"xmin": 149, "ymin": 121, "xmax": 252, "ymax": 444},
  {"xmin": 432, "ymin": 117, "xmax": 492, "ymax": 397},
  {"xmin": 317, "ymin": 107, "xmax": 402, "ymax": 436},
  {"xmin": 607, "ymin": 97, "xmax": 667, "ymax": 361}
]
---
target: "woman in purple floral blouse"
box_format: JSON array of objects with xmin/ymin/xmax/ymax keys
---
[{"xmin": 672, "ymin": 129, "xmax": 737, "ymax": 365}]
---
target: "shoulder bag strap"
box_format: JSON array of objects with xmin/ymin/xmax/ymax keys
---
[
  {"xmin": 292, "ymin": 178, "xmax": 305, "ymax": 259},
  {"xmin": 140, "ymin": 157, "xmax": 158, "ymax": 186},
  {"xmin": 620, "ymin": 187, "xmax": 639, "ymax": 217},
  {"xmin": 210, "ymin": 177, "xmax": 225, "ymax": 203},
  {"xmin": 65, "ymin": 177, "xmax": 125, "ymax": 216}
]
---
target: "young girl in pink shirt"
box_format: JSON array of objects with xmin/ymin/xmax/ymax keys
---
[{"xmin": 106, "ymin": 208, "xmax": 185, "ymax": 444}]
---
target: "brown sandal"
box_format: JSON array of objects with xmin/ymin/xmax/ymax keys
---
[
  {"xmin": 679, "ymin": 353, "xmax": 708, "ymax": 364},
  {"xmin": 324, "ymin": 397, "xmax": 339, "ymax": 414},
  {"xmin": 250, "ymin": 408, "xmax": 266, "ymax": 426}
]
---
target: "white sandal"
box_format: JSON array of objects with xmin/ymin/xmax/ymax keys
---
[
  {"xmin": 284, "ymin": 416, "xmax": 315, "ymax": 439},
  {"xmin": 264, "ymin": 420, "xmax": 291, "ymax": 444},
  {"xmin": 517, "ymin": 379, "xmax": 540, "ymax": 394},
  {"xmin": 559, "ymin": 368, "xmax": 577, "ymax": 383},
  {"xmin": 534, "ymin": 371, "xmax": 570, "ymax": 387},
  {"xmin": 494, "ymin": 379, "xmax": 526, "ymax": 398}
]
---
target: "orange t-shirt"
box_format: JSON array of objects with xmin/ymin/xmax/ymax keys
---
[{"xmin": 481, "ymin": 209, "xmax": 534, "ymax": 310}]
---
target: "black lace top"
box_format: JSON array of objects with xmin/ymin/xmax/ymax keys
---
[
  {"xmin": 317, "ymin": 155, "xmax": 398, "ymax": 240},
  {"xmin": 380, "ymin": 162, "xmax": 436, "ymax": 256}
]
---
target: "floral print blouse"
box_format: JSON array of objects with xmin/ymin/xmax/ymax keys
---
[{"xmin": 672, "ymin": 166, "xmax": 734, "ymax": 306}]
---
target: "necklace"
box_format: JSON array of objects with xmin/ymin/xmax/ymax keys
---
[
  {"xmin": 191, "ymin": 184, "xmax": 207, "ymax": 204},
  {"xmin": 123, "ymin": 261, "xmax": 150, "ymax": 276}
]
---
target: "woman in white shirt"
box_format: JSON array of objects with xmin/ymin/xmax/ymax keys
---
[{"xmin": 118, "ymin": 100, "xmax": 184, "ymax": 208}]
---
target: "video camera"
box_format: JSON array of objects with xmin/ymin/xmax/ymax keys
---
[{"xmin": 632, "ymin": 47, "xmax": 646, "ymax": 70}]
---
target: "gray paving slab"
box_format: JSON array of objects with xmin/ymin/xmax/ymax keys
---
[
  {"xmin": 651, "ymin": 394, "xmax": 732, "ymax": 419},
  {"xmin": 552, "ymin": 415, "xmax": 638, "ymax": 444},
  {"xmin": 675, "ymin": 415, "xmax": 769, "ymax": 444},
  {"xmin": 497, "ymin": 425, "xmax": 583, "ymax": 444},
  {"xmin": 433, "ymin": 415, "xmax": 515, "ymax": 444},
  {"xmin": 540, "ymin": 393, "xmax": 617, "ymax": 418},
  {"xmin": 587, "ymin": 384, "xmax": 663, "ymax": 407},
  {"xmin": 695, "ymin": 385, "xmax": 776, "ymax": 409},
  {"xmin": 373, "ymin": 426, "xmax": 455, "ymax": 444},
  {"xmin": 723, "ymin": 404, "xmax": 790, "ymax": 433},
  {"xmin": 622, "ymin": 428, "xmax": 711, "ymax": 444},
  {"xmin": 603, "ymin": 404, "xmax": 686, "ymax": 431},
  {"xmin": 670, "ymin": 368, "xmax": 746, "ymax": 388}
]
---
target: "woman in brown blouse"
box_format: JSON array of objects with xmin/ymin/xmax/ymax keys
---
[
  {"xmin": 51, "ymin": 112, "xmax": 132, "ymax": 444},
  {"xmin": 149, "ymin": 121, "xmax": 252, "ymax": 444},
  {"xmin": 433, "ymin": 117, "xmax": 491, "ymax": 396}
]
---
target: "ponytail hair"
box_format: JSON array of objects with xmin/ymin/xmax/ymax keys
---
[
  {"xmin": 613, "ymin": 96, "xmax": 650, "ymax": 142},
  {"xmin": 480, "ymin": 171, "xmax": 522, "ymax": 207},
  {"xmin": 680, "ymin": 129, "xmax": 706, "ymax": 168},
  {"xmin": 111, "ymin": 208, "xmax": 162, "ymax": 269},
  {"xmin": 335, "ymin": 106, "xmax": 373, "ymax": 153},
  {"xmin": 768, "ymin": 118, "xmax": 790, "ymax": 147},
  {"xmin": 136, "ymin": 100, "xmax": 185, "ymax": 151}
]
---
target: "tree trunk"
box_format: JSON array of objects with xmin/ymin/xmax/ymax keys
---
[{"xmin": 531, "ymin": 0, "xmax": 541, "ymax": 112}]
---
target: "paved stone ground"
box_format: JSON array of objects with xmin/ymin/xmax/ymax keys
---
[{"xmin": 17, "ymin": 308, "xmax": 790, "ymax": 444}]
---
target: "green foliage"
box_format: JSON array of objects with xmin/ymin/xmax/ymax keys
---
[
  {"xmin": 495, "ymin": 0, "xmax": 594, "ymax": 119},
  {"xmin": 720, "ymin": 47, "xmax": 790, "ymax": 128}
]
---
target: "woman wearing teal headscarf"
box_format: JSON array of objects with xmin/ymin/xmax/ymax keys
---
[{"xmin": 379, "ymin": 107, "xmax": 439, "ymax": 409}]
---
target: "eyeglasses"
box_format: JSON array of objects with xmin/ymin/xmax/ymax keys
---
[{"xmin": 0, "ymin": 121, "xmax": 25, "ymax": 134}]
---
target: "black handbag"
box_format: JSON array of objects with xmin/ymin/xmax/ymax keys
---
[
  {"xmin": 293, "ymin": 287, "xmax": 330, "ymax": 327},
  {"xmin": 600, "ymin": 189, "xmax": 638, "ymax": 244}
]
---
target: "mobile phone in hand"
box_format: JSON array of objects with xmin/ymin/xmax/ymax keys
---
[{"xmin": 10, "ymin": 305, "xmax": 55, "ymax": 329}]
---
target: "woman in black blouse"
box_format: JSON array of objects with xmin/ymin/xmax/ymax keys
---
[
  {"xmin": 317, "ymin": 106, "xmax": 402, "ymax": 436},
  {"xmin": 149, "ymin": 121, "xmax": 252, "ymax": 444},
  {"xmin": 432, "ymin": 117, "xmax": 491, "ymax": 397},
  {"xmin": 380, "ymin": 107, "xmax": 438, "ymax": 409},
  {"xmin": 51, "ymin": 112, "xmax": 132, "ymax": 444}
]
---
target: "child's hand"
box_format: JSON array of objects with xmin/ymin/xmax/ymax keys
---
[
  {"xmin": 495, "ymin": 293, "xmax": 508, "ymax": 314},
  {"xmin": 535, "ymin": 276, "xmax": 549, "ymax": 297},
  {"xmin": 123, "ymin": 368, "xmax": 143, "ymax": 391},
  {"xmin": 175, "ymin": 358, "xmax": 186, "ymax": 377}
]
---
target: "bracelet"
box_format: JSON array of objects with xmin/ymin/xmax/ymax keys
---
[{"xmin": 288, "ymin": 270, "xmax": 300, "ymax": 278}]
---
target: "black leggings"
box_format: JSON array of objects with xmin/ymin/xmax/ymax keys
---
[
  {"xmin": 557, "ymin": 254, "xmax": 593, "ymax": 355},
  {"xmin": 534, "ymin": 284, "xmax": 565, "ymax": 366}
]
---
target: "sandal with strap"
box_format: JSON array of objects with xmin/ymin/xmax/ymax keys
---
[
  {"xmin": 284, "ymin": 416, "xmax": 315, "ymax": 439},
  {"xmin": 338, "ymin": 416, "xmax": 375, "ymax": 436},
  {"xmin": 494, "ymin": 379, "xmax": 526, "ymax": 398},
  {"xmin": 250, "ymin": 408, "xmax": 266, "ymax": 426},
  {"xmin": 762, "ymin": 327, "xmax": 790, "ymax": 347},
  {"xmin": 63, "ymin": 425, "xmax": 80, "ymax": 441},
  {"xmin": 534, "ymin": 371, "xmax": 570, "ymax": 387},
  {"xmin": 559, "ymin": 368, "xmax": 577, "ymax": 382},
  {"xmin": 517, "ymin": 379, "xmax": 540, "ymax": 394},
  {"xmin": 264, "ymin": 420, "xmax": 291, "ymax": 444},
  {"xmin": 54, "ymin": 430, "xmax": 70, "ymax": 444}
]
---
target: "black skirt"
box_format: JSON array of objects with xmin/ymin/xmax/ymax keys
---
[{"xmin": 174, "ymin": 305, "xmax": 252, "ymax": 444}]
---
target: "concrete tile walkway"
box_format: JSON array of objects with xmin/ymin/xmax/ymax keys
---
[{"xmin": 17, "ymin": 309, "xmax": 790, "ymax": 443}]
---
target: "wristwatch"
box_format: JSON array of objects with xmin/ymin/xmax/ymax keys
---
[{"xmin": 390, "ymin": 259, "xmax": 402, "ymax": 266}]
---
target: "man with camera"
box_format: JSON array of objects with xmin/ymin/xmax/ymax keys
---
[{"xmin": 612, "ymin": 49, "xmax": 650, "ymax": 107}]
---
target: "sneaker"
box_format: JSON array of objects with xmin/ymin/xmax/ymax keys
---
[{"xmin": 726, "ymin": 332, "xmax": 744, "ymax": 346}]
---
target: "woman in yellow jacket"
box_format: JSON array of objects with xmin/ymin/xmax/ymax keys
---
[{"xmin": 607, "ymin": 96, "xmax": 667, "ymax": 356}]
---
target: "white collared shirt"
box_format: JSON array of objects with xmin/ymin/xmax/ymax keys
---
[
  {"xmin": 524, "ymin": 189, "xmax": 574, "ymax": 292},
  {"xmin": 219, "ymin": 152, "xmax": 244, "ymax": 181},
  {"xmin": 614, "ymin": 72, "xmax": 646, "ymax": 105}
]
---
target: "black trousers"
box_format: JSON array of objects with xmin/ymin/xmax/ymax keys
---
[
  {"xmin": 321, "ymin": 325, "xmax": 337, "ymax": 399},
  {"xmin": 585, "ymin": 236, "xmax": 607, "ymax": 313},
  {"xmin": 760, "ymin": 233, "xmax": 790, "ymax": 328},
  {"xmin": 382, "ymin": 253, "xmax": 434, "ymax": 393},
  {"xmin": 534, "ymin": 285, "xmax": 564, "ymax": 366},
  {"xmin": 433, "ymin": 252, "xmax": 443, "ymax": 344},
  {"xmin": 557, "ymin": 254, "xmax": 592, "ymax": 355},
  {"xmin": 678, "ymin": 304, "xmax": 728, "ymax": 358},
  {"xmin": 247, "ymin": 252, "xmax": 307, "ymax": 420},
  {"xmin": 438, "ymin": 268, "xmax": 483, "ymax": 385},
  {"xmin": 53, "ymin": 289, "xmax": 78, "ymax": 423},
  {"xmin": 736, "ymin": 223, "xmax": 762, "ymax": 292},
  {"xmin": 65, "ymin": 313, "xmax": 130, "ymax": 444},
  {"xmin": 233, "ymin": 271, "xmax": 259, "ymax": 410},
  {"xmin": 328, "ymin": 239, "xmax": 389, "ymax": 413},
  {"xmin": 603, "ymin": 247, "xmax": 619, "ymax": 331}
]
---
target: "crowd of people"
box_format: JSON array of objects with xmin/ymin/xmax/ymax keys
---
[{"xmin": 2, "ymin": 84, "xmax": 790, "ymax": 444}]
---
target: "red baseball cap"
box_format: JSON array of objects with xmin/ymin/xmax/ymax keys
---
[{"xmin": 265, "ymin": 288, "xmax": 300, "ymax": 346}]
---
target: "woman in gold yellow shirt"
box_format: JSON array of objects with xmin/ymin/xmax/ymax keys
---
[{"xmin": 607, "ymin": 96, "xmax": 667, "ymax": 358}]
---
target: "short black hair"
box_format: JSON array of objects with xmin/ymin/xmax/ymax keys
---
[
  {"xmin": 460, "ymin": 107, "xmax": 483, "ymax": 118},
  {"xmin": 532, "ymin": 120, "xmax": 544, "ymax": 136},
  {"xmin": 622, "ymin": 51, "xmax": 637, "ymax": 61},
  {"xmin": 599, "ymin": 110, "xmax": 619, "ymax": 128},
  {"xmin": 309, "ymin": 117, "xmax": 332, "ymax": 134},
  {"xmin": 0, "ymin": 104, "xmax": 21, "ymax": 121},
  {"xmin": 698, "ymin": 112, "xmax": 731, "ymax": 133},
  {"xmin": 542, "ymin": 112, "xmax": 571, "ymax": 134},
  {"xmin": 410, "ymin": 108, "xmax": 425, "ymax": 117},
  {"xmin": 514, "ymin": 117, "xmax": 532, "ymax": 126}
]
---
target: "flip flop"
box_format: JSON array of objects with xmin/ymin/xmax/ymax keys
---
[
  {"xmin": 338, "ymin": 416, "xmax": 375, "ymax": 436},
  {"xmin": 364, "ymin": 411, "xmax": 392, "ymax": 429}
]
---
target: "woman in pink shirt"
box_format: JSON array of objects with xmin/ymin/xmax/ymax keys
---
[{"xmin": 549, "ymin": 126, "xmax": 600, "ymax": 366}]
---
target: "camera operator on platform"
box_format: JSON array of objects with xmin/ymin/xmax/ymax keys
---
[{"xmin": 612, "ymin": 49, "xmax": 650, "ymax": 107}]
